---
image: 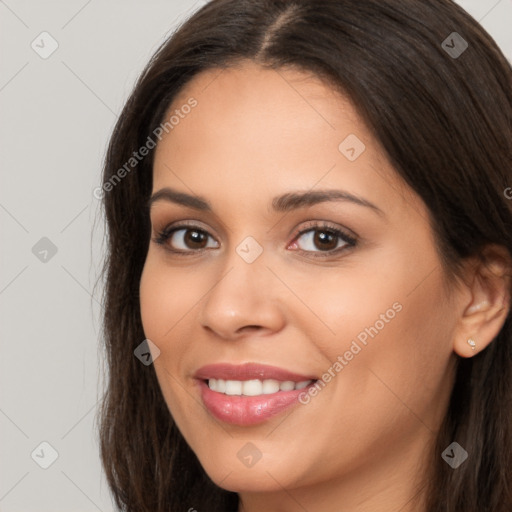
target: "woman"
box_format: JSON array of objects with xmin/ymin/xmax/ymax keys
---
[{"xmin": 96, "ymin": 0, "xmax": 512, "ymax": 510}]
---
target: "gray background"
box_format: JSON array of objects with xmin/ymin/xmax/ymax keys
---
[{"xmin": 1, "ymin": 0, "xmax": 511, "ymax": 510}]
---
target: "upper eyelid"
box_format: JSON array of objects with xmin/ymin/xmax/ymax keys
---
[
  {"xmin": 159, "ymin": 220, "xmax": 220, "ymax": 240},
  {"xmin": 156, "ymin": 220, "xmax": 352, "ymax": 238},
  {"xmin": 294, "ymin": 220, "xmax": 357, "ymax": 239}
]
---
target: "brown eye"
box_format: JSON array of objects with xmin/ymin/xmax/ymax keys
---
[
  {"xmin": 312, "ymin": 230, "xmax": 339, "ymax": 251},
  {"xmin": 293, "ymin": 228, "xmax": 352, "ymax": 253},
  {"xmin": 154, "ymin": 226, "xmax": 219, "ymax": 252},
  {"xmin": 180, "ymin": 229, "xmax": 209, "ymax": 249}
]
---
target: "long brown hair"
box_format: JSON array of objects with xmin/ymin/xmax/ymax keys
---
[{"xmin": 95, "ymin": 1, "xmax": 512, "ymax": 510}]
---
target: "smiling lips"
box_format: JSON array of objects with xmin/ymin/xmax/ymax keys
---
[{"xmin": 195, "ymin": 363, "xmax": 318, "ymax": 426}]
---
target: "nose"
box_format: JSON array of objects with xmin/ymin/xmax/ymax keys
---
[{"xmin": 199, "ymin": 251, "xmax": 286, "ymax": 340}]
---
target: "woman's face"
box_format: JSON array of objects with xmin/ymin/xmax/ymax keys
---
[{"xmin": 139, "ymin": 61, "xmax": 461, "ymax": 496}]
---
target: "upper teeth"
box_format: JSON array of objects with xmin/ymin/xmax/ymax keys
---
[{"xmin": 207, "ymin": 378, "xmax": 313, "ymax": 396}]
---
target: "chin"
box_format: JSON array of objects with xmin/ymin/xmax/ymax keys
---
[
  {"xmin": 206, "ymin": 467, "xmax": 291, "ymax": 493},
  {"xmin": 195, "ymin": 448, "xmax": 309, "ymax": 493}
]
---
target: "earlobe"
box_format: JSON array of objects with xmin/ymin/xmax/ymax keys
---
[
  {"xmin": 466, "ymin": 337, "xmax": 476, "ymax": 351},
  {"xmin": 453, "ymin": 245, "xmax": 512, "ymax": 358}
]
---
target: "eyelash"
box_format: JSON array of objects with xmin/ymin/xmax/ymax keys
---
[{"xmin": 151, "ymin": 220, "xmax": 358, "ymax": 259}]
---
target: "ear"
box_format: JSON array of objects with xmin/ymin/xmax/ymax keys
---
[{"xmin": 453, "ymin": 244, "xmax": 512, "ymax": 358}]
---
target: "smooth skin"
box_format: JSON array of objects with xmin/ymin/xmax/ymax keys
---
[{"xmin": 139, "ymin": 61, "xmax": 510, "ymax": 512}]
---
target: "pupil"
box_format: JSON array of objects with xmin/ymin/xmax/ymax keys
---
[
  {"xmin": 186, "ymin": 230, "xmax": 206, "ymax": 248},
  {"xmin": 315, "ymin": 231, "xmax": 337, "ymax": 250}
]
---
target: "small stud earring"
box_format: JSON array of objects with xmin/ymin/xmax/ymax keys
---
[{"xmin": 467, "ymin": 338, "xmax": 476, "ymax": 351}]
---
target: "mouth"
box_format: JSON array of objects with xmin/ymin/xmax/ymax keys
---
[
  {"xmin": 194, "ymin": 363, "xmax": 319, "ymax": 426},
  {"xmin": 204, "ymin": 377, "xmax": 314, "ymax": 396}
]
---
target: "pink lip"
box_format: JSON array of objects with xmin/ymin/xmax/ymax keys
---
[
  {"xmin": 194, "ymin": 363, "xmax": 318, "ymax": 426},
  {"xmin": 194, "ymin": 362, "xmax": 317, "ymax": 382}
]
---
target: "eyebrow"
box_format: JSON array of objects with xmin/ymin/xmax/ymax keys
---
[{"xmin": 147, "ymin": 187, "xmax": 384, "ymax": 216}]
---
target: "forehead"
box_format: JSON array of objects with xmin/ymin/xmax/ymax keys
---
[
  {"xmin": 151, "ymin": 60, "xmax": 415, "ymax": 216},
  {"xmin": 166, "ymin": 61, "xmax": 361, "ymax": 137}
]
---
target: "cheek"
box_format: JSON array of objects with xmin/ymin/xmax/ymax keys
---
[
  {"xmin": 139, "ymin": 254, "xmax": 199, "ymax": 343},
  {"xmin": 303, "ymin": 245, "xmax": 455, "ymax": 411},
  {"xmin": 139, "ymin": 256, "xmax": 201, "ymax": 431},
  {"xmin": 139, "ymin": 255, "xmax": 195, "ymax": 398}
]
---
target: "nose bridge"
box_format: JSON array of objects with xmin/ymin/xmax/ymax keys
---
[
  {"xmin": 199, "ymin": 238, "xmax": 284, "ymax": 337},
  {"xmin": 213, "ymin": 232, "xmax": 269, "ymax": 299}
]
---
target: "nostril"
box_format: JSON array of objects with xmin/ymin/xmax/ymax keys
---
[{"xmin": 237, "ymin": 325, "xmax": 262, "ymax": 333}]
